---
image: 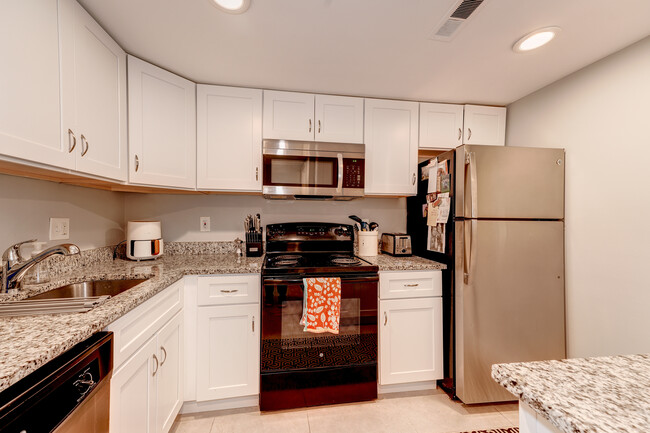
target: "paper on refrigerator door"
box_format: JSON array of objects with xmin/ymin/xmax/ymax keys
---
[
  {"xmin": 427, "ymin": 223, "xmax": 446, "ymax": 253},
  {"xmin": 427, "ymin": 203, "xmax": 438, "ymax": 226},
  {"xmin": 427, "ymin": 163, "xmax": 437, "ymax": 193},
  {"xmin": 435, "ymin": 193, "xmax": 451, "ymax": 224}
]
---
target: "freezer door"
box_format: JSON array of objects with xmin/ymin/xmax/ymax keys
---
[
  {"xmin": 455, "ymin": 219, "xmax": 565, "ymax": 404},
  {"xmin": 455, "ymin": 145, "xmax": 565, "ymax": 219}
]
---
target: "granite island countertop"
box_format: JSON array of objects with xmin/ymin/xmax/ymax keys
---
[
  {"xmin": 361, "ymin": 253, "xmax": 446, "ymax": 271},
  {"xmin": 492, "ymin": 354, "xmax": 650, "ymax": 433}
]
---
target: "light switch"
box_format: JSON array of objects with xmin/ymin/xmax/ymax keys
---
[{"xmin": 200, "ymin": 217, "xmax": 211, "ymax": 232}]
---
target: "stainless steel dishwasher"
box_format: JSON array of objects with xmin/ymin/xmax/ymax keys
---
[{"xmin": 0, "ymin": 332, "xmax": 113, "ymax": 433}]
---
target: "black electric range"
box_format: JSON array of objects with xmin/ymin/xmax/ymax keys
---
[{"xmin": 260, "ymin": 222, "xmax": 379, "ymax": 411}]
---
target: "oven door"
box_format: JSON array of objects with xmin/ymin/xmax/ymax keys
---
[{"xmin": 261, "ymin": 274, "xmax": 378, "ymax": 373}]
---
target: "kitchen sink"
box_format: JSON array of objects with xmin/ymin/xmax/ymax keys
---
[
  {"xmin": 0, "ymin": 278, "xmax": 148, "ymax": 316},
  {"xmin": 26, "ymin": 278, "xmax": 149, "ymax": 300}
]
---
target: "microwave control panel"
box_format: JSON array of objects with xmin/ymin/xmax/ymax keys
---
[{"xmin": 343, "ymin": 159, "xmax": 364, "ymax": 188}]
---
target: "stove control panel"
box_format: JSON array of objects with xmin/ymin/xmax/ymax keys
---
[{"xmin": 266, "ymin": 223, "xmax": 354, "ymax": 242}]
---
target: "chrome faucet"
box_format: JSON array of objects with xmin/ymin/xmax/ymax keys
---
[{"xmin": 2, "ymin": 240, "xmax": 80, "ymax": 293}]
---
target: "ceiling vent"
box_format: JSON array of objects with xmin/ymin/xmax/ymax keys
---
[{"xmin": 430, "ymin": 0, "xmax": 486, "ymax": 41}]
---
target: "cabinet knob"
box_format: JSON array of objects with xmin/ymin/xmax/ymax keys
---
[
  {"xmin": 67, "ymin": 129, "xmax": 77, "ymax": 153},
  {"xmin": 467, "ymin": 128, "xmax": 472, "ymax": 141},
  {"xmin": 135, "ymin": 155, "xmax": 140, "ymax": 172},
  {"xmin": 80, "ymin": 134, "xmax": 89, "ymax": 157}
]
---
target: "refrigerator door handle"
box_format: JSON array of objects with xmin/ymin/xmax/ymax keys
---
[
  {"xmin": 465, "ymin": 151, "xmax": 478, "ymax": 218},
  {"xmin": 463, "ymin": 220, "xmax": 476, "ymax": 284}
]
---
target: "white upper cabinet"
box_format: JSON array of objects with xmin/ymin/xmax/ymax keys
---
[
  {"xmin": 364, "ymin": 98, "xmax": 419, "ymax": 195},
  {"xmin": 128, "ymin": 56, "xmax": 196, "ymax": 189},
  {"xmin": 197, "ymin": 85, "xmax": 262, "ymax": 191},
  {"xmin": 263, "ymin": 90, "xmax": 314, "ymax": 141},
  {"xmin": 314, "ymin": 95, "xmax": 364, "ymax": 143},
  {"xmin": 419, "ymin": 103, "xmax": 464, "ymax": 149},
  {"xmin": 0, "ymin": 0, "xmax": 72, "ymax": 169},
  {"xmin": 263, "ymin": 90, "xmax": 364, "ymax": 143},
  {"xmin": 463, "ymin": 105, "xmax": 506, "ymax": 146},
  {"xmin": 59, "ymin": 0, "xmax": 127, "ymax": 181}
]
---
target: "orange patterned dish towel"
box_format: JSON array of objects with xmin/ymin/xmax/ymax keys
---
[{"xmin": 300, "ymin": 277, "xmax": 342, "ymax": 334}]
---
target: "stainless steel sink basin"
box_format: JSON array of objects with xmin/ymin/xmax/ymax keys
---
[
  {"xmin": 27, "ymin": 278, "xmax": 149, "ymax": 300},
  {"xmin": 0, "ymin": 278, "xmax": 149, "ymax": 316}
]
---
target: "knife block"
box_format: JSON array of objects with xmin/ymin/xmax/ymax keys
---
[{"xmin": 245, "ymin": 232, "xmax": 263, "ymax": 257}]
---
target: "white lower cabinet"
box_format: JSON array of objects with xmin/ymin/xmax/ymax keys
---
[
  {"xmin": 195, "ymin": 303, "xmax": 260, "ymax": 401},
  {"xmin": 108, "ymin": 281, "xmax": 184, "ymax": 433},
  {"xmin": 378, "ymin": 271, "xmax": 443, "ymax": 387}
]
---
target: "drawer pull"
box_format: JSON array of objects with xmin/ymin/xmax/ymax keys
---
[
  {"xmin": 404, "ymin": 283, "xmax": 419, "ymax": 287},
  {"xmin": 220, "ymin": 289, "xmax": 239, "ymax": 293}
]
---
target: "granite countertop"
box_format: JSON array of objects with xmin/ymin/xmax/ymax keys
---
[
  {"xmin": 0, "ymin": 249, "xmax": 444, "ymax": 393},
  {"xmin": 362, "ymin": 253, "xmax": 446, "ymax": 271},
  {"xmin": 492, "ymin": 354, "xmax": 650, "ymax": 433}
]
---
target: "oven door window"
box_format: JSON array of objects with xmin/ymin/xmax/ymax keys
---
[
  {"xmin": 264, "ymin": 155, "xmax": 337, "ymax": 188},
  {"xmin": 261, "ymin": 277, "xmax": 377, "ymax": 371}
]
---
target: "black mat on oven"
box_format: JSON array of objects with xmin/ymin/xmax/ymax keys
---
[{"xmin": 261, "ymin": 333, "xmax": 377, "ymax": 371}]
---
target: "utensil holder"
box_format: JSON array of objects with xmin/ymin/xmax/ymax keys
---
[{"xmin": 358, "ymin": 231, "xmax": 378, "ymax": 257}]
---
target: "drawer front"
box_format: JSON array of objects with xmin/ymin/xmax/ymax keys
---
[
  {"xmin": 197, "ymin": 274, "xmax": 260, "ymax": 306},
  {"xmin": 379, "ymin": 271, "xmax": 442, "ymax": 300},
  {"xmin": 107, "ymin": 278, "xmax": 184, "ymax": 368}
]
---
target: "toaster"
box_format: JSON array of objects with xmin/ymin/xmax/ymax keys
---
[{"xmin": 381, "ymin": 233, "xmax": 412, "ymax": 256}]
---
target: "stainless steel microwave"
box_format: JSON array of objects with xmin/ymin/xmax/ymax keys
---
[{"xmin": 262, "ymin": 139, "xmax": 365, "ymax": 200}]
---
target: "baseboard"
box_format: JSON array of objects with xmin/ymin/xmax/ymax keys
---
[
  {"xmin": 180, "ymin": 395, "xmax": 259, "ymax": 414},
  {"xmin": 378, "ymin": 380, "xmax": 437, "ymax": 394}
]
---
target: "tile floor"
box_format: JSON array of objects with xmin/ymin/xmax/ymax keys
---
[{"xmin": 170, "ymin": 389, "xmax": 519, "ymax": 433}]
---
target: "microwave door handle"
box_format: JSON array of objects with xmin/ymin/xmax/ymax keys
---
[{"xmin": 337, "ymin": 153, "xmax": 343, "ymax": 193}]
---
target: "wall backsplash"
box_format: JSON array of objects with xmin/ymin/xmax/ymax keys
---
[
  {"xmin": 123, "ymin": 193, "xmax": 406, "ymax": 242},
  {"xmin": 0, "ymin": 174, "xmax": 124, "ymax": 252}
]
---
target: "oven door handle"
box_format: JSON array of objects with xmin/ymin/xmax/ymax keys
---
[
  {"xmin": 337, "ymin": 153, "xmax": 343, "ymax": 193},
  {"xmin": 264, "ymin": 275, "xmax": 379, "ymax": 285}
]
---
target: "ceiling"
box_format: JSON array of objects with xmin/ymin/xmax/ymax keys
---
[{"xmin": 78, "ymin": 0, "xmax": 650, "ymax": 106}]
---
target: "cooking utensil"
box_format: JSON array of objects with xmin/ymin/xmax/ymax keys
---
[{"xmin": 369, "ymin": 222, "xmax": 379, "ymax": 231}]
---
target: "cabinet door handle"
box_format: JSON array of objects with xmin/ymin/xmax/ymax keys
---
[
  {"xmin": 68, "ymin": 129, "xmax": 77, "ymax": 153},
  {"xmin": 135, "ymin": 155, "xmax": 139, "ymax": 172},
  {"xmin": 160, "ymin": 346, "xmax": 167, "ymax": 366},
  {"xmin": 220, "ymin": 289, "xmax": 238, "ymax": 293},
  {"xmin": 458, "ymin": 128, "xmax": 462, "ymax": 141},
  {"xmin": 252, "ymin": 316, "xmax": 255, "ymax": 332},
  {"xmin": 318, "ymin": 119, "xmax": 321, "ymax": 133},
  {"xmin": 467, "ymin": 128, "xmax": 472, "ymax": 141},
  {"xmin": 256, "ymin": 167, "xmax": 259, "ymax": 181},
  {"xmin": 80, "ymin": 134, "xmax": 89, "ymax": 156},
  {"xmin": 384, "ymin": 312, "xmax": 388, "ymax": 326},
  {"xmin": 308, "ymin": 119, "xmax": 312, "ymax": 133},
  {"xmin": 404, "ymin": 283, "xmax": 419, "ymax": 287},
  {"xmin": 152, "ymin": 354, "xmax": 159, "ymax": 376},
  {"xmin": 412, "ymin": 173, "xmax": 416, "ymax": 185}
]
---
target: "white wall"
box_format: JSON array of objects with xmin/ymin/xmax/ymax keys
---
[
  {"xmin": 506, "ymin": 36, "xmax": 650, "ymax": 358},
  {"xmin": 0, "ymin": 174, "xmax": 125, "ymax": 251},
  {"xmin": 123, "ymin": 193, "xmax": 406, "ymax": 242}
]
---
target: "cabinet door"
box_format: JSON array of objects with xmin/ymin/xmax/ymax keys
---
[
  {"xmin": 379, "ymin": 297, "xmax": 443, "ymax": 385},
  {"xmin": 128, "ymin": 56, "xmax": 196, "ymax": 188},
  {"xmin": 0, "ymin": 0, "xmax": 72, "ymax": 169},
  {"xmin": 110, "ymin": 338, "xmax": 157, "ymax": 433},
  {"xmin": 419, "ymin": 103, "xmax": 463, "ymax": 149},
  {"xmin": 197, "ymin": 85, "xmax": 262, "ymax": 191},
  {"xmin": 196, "ymin": 304, "xmax": 260, "ymax": 401},
  {"xmin": 60, "ymin": 0, "xmax": 127, "ymax": 181},
  {"xmin": 263, "ymin": 90, "xmax": 314, "ymax": 141},
  {"xmin": 156, "ymin": 311, "xmax": 184, "ymax": 433},
  {"xmin": 463, "ymin": 105, "xmax": 506, "ymax": 146},
  {"xmin": 364, "ymin": 98, "xmax": 419, "ymax": 195},
  {"xmin": 314, "ymin": 95, "xmax": 364, "ymax": 144}
]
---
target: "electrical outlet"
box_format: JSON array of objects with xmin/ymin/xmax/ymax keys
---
[
  {"xmin": 200, "ymin": 217, "xmax": 211, "ymax": 232},
  {"xmin": 49, "ymin": 218, "xmax": 70, "ymax": 240}
]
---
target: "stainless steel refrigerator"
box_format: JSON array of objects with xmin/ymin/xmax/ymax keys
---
[{"xmin": 407, "ymin": 144, "xmax": 566, "ymax": 404}]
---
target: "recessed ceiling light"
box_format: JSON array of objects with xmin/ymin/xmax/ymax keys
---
[
  {"xmin": 210, "ymin": 0, "xmax": 250, "ymax": 14},
  {"xmin": 513, "ymin": 27, "xmax": 561, "ymax": 53}
]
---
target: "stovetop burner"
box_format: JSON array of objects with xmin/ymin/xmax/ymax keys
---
[{"xmin": 330, "ymin": 255, "xmax": 362, "ymax": 265}]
